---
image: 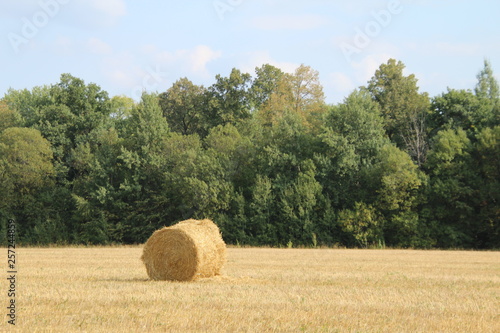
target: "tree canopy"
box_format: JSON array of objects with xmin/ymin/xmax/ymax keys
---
[{"xmin": 1, "ymin": 60, "xmax": 498, "ymax": 248}]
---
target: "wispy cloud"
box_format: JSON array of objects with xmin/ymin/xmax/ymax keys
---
[
  {"xmin": 101, "ymin": 51, "xmax": 141, "ymax": 90},
  {"xmin": 87, "ymin": 38, "xmax": 113, "ymax": 55},
  {"xmin": 61, "ymin": 0, "xmax": 127, "ymax": 28},
  {"xmin": 239, "ymin": 51, "xmax": 299, "ymax": 74},
  {"xmin": 54, "ymin": 36, "xmax": 74, "ymax": 56},
  {"xmin": 351, "ymin": 53, "xmax": 394, "ymax": 83},
  {"xmin": 96, "ymin": 44, "xmax": 221, "ymax": 99},
  {"xmin": 188, "ymin": 45, "xmax": 223, "ymax": 77},
  {"xmin": 405, "ymin": 42, "xmax": 483, "ymax": 58},
  {"xmin": 434, "ymin": 42, "xmax": 481, "ymax": 56},
  {"xmin": 326, "ymin": 53, "xmax": 394, "ymax": 104},
  {"xmin": 148, "ymin": 45, "xmax": 222, "ymax": 79},
  {"xmin": 328, "ymin": 72, "xmax": 356, "ymax": 102},
  {"xmin": 251, "ymin": 14, "xmax": 329, "ymax": 31},
  {"xmin": 88, "ymin": 0, "xmax": 126, "ymax": 19}
]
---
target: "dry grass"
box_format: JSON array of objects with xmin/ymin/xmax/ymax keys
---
[{"xmin": 4, "ymin": 247, "xmax": 499, "ymax": 332}]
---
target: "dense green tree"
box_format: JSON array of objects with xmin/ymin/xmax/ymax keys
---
[
  {"xmin": 0, "ymin": 127, "xmax": 54, "ymax": 194},
  {"xmin": 159, "ymin": 78, "xmax": 207, "ymax": 136},
  {"xmin": 34, "ymin": 104, "xmax": 74, "ymax": 174},
  {"xmin": 475, "ymin": 59, "xmax": 500, "ymax": 128},
  {"xmin": 472, "ymin": 126, "xmax": 500, "ymax": 247},
  {"xmin": 50, "ymin": 74, "xmax": 110, "ymax": 141},
  {"xmin": 255, "ymin": 64, "xmax": 326, "ymax": 130},
  {"xmin": 367, "ymin": 59, "xmax": 430, "ymax": 165},
  {"xmin": 277, "ymin": 159, "xmax": 322, "ymax": 246},
  {"xmin": 204, "ymin": 123, "xmax": 255, "ymax": 190},
  {"xmin": 338, "ymin": 202, "xmax": 383, "ymax": 248},
  {"xmin": 110, "ymin": 93, "xmax": 171, "ymax": 242},
  {"xmin": 3, "ymin": 85, "xmax": 53, "ymax": 127},
  {"xmin": 0, "ymin": 127, "xmax": 55, "ymax": 242},
  {"xmin": 423, "ymin": 129, "xmax": 473, "ymax": 247},
  {"xmin": 430, "ymin": 89, "xmax": 495, "ymax": 134},
  {"xmin": 248, "ymin": 175, "xmax": 274, "ymax": 244},
  {"xmin": 254, "ymin": 74, "xmax": 294, "ymax": 127},
  {"xmin": 235, "ymin": 111, "xmax": 323, "ymax": 246},
  {"xmin": 290, "ymin": 64, "xmax": 327, "ymax": 129},
  {"xmin": 5, "ymin": 74, "xmax": 111, "ymax": 184},
  {"xmin": 205, "ymin": 68, "xmax": 252, "ymax": 129},
  {"xmin": 475, "ymin": 59, "xmax": 499, "ymax": 101},
  {"xmin": 370, "ymin": 145, "xmax": 424, "ymax": 247},
  {"xmin": 249, "ymin": 64, "xmax": 285, "ymax": 111},
  {"xmin": 1, "ymin": 61, "xmax": 498, "ymax": 249},
  {"xmin": 430, "ymin": 61, "xmax": 499, "ymax": 137},
  {"xmin": 0, "ymin": 101, "xmax": 21, "ymax": 132},
  {"xmin": 124, "ymin": 92, "xmax": 169, "ymax": 156},
  {"xmin": 319, "ymin": 90, "xmax": 388, "ymax": 207},
  {"xmin": 431, "ymin": 89, "xmax": 474, "ymax": 132},
  {"xmin": 109, "ymin": 95, "xmax": 135, "ymax": 120},
  {"xmin": 423, "ymin": 126, "xmax": 499, "ymax": 248}
]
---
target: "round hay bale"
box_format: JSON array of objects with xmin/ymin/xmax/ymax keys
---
[{"xmin": 141, "ymin": 219, "xmax": 226, "ymax": 281}]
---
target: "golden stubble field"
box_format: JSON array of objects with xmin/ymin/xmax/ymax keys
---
[{"xmin": 3, "ymin": 246, "xmax": 499, "ymax": 332}]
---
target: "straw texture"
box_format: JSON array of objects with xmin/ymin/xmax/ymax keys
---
[{"xmin": 141, "ymin": 219, "xmax": 226, "ymax": 281}]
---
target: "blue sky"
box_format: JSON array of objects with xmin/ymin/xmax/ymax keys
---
[{"xmin": 1, "ymin": 0, "xmax": 499, "ymax": 104}]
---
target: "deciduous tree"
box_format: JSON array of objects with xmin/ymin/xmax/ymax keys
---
[
  {"xmin": 159, "ymin": 78, "xmax": 206, "ymax": 136},
  {"xmin": 367, "ymin": 59, "xmax": 430, "ymax": 165}
]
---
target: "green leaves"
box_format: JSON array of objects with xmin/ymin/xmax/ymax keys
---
[
  {"xmin": 339, "ymin": 202, "xmax": 383, "ymax": 248},
  {"xmin": 374, "ymin": 145, "xmax": 422, "ymax": 212},
  {"xmin": 126, "ymin": 92, "xmax": 169, "ymax": 156},
  {"xmin": 1, "ymin": 61, "xmax": 498, "ymax": 248},
  {"xmin": 0, "ymin": 127, "xmax": 54, "ymax": 193},
  {"xmin": 206, "ymin": 68, "xmax": 252, "ymax": 128},
  {"xmin": 0, "ymin": 101, "xmax": 21, "ymax": 132},
  {"xmin": 426, "ymin": 129, "xmax": 470, "ymax": 169},
  {"xmin": 475, "ymin": 59, "xmax": 500, "ymax": 101},
  {"xmin": 159, "ymin": 78, "xmax": 206, "ymax": 136},
  {"xmin": 367, "ymin": 59, "xmax": 430, "ymax": 165}
]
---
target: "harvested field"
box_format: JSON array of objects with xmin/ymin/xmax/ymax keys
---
[{"xmin": 6, "ymin": 247, "xmax": 500, "ymax": 332}]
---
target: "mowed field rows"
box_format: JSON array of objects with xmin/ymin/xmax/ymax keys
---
[{"xmin": 4, "ymin": 247, "xmax": 499, "ymax": 332}]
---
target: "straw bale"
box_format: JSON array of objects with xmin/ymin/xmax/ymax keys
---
[{"xmin": 141, "ymin": 219, "xmax": 226, "ymax": 281}]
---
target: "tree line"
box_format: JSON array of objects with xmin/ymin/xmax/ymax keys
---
[{"xmin": 0, "ymin": 59, "xmax": 498, "ymax": 248}]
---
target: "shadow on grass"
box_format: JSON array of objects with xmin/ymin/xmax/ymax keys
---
[
  {"xmin": 96, "ymin": 275, "xmax": 269, "ymax": 284},
  {"xmin": 97, "ymin": 277, "xmax": 150, "ymax": 282}
]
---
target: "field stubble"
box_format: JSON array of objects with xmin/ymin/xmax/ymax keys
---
[{"xmin": 3, "ymin": 247, "xmax": 499, "ymax": 332}]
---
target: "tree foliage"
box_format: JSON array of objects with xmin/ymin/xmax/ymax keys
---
[
  {"xmin": 1, "ymin": 60, "xmax": 499, "ymax": 249},
  {"xmin": 367, "ymin": 59, "xmax": 430, "ymax": 165}
]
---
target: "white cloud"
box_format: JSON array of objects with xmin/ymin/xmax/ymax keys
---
[
  {"xmin": 435, "ymin": 42, "xmax": 481, "ymax": 56},
  {"xmin": 101, "ymin": 51, "xmax": 141, "ymax": 90},
  {"xmin": 351, "ymin": 53, "xmax": 393, "ymax": 83},
  {"xmin": 87, "ymin": 38, "xmax": 112, "ymax": 55},
  {"xmin": 88, "ymin": 0, "xmax": 126, "ymax": 18},
  {"xmin": 0, "ymin": 1, "xmax": 42, "ymax": 17},
  {"xmin": 59, "ymin": 0, "xmax": 127, "ymax": 28},
  {"xmin": 251, "ymin": 14, "xmax": 329, "ymax": 30},
  {"xmin": 239, "ymin": 51, "xmax": 299, "ymax": 75},
  {"xmin": 188, "ymin": 45, "xmax": 223, "ymax": 77},
  {"xmin": 337, "ymin": 1, "xmax": 394, "ymax": 14},
  {"xmin": 329, "ymin": 72, "xmax": 356, "ymax": 98},
  {"xmin": 97, "ymin": 45, "xmax": 221, "ymax": 100},
  {"xmin": 53, "ymin": 36, "xmax": 73, "ymax": 55},
  {"xmin": 107, "ymin": 69, "xmax": 136, "ymax": 88},
  {"xmin": 0, "ymin": 0, "xmax": 127, "ymax": 28},
  {"xmin": 150, "ymin": 45, "xmax": 222, "ymax": 79},
  {"xmin": 405, "ymin": 42, "xmax": 483, "ymax": 58},
  {"xmin": 325, "ymin": 54, "xmax": 393, "ymax": 104}
]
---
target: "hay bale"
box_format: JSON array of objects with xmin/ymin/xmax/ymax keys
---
[{"xmin": 141, "ymin": 219, "xmax": 226, "ymax": 281}]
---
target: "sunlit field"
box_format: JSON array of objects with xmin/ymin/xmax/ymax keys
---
[{"xmin": 4, "ymin": 247, "xmax": 499, "ymax": 332}]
